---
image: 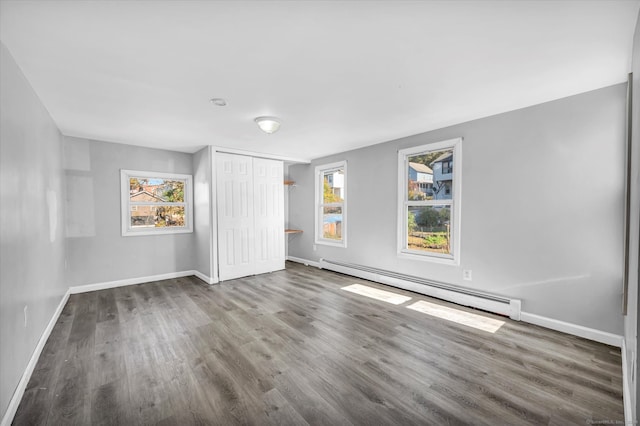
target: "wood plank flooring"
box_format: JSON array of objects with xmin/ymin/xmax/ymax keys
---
[{"xmin": 13, "ymin": 262, "xmax": 623, "ymax": 425}]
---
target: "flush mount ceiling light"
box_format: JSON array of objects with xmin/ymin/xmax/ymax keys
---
[
  {"xmin": 254, "ymin": 116, "xmax": 281, "ymax": 134},
  {"xmin": 209, "ymin": 98, "xmax": 227, "ymax": 106}
]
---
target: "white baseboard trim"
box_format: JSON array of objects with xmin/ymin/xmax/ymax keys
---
[
  {"xmin": 69, "ymin": 270, "xmax": 201, "ymax": 294},
  {"xmin": 286, "ymin": 256, "xmax": 321, "ymax": 268},
  {"xmin": 520, "ymin": 312, "xmax": 623, "ymax": 347},
  {"xmin": 193, "ymin": 270, "xmax": 217, "ymax": 285},
  {"xmin": 1, "ymin": 289, "xmax": 71, "ymax": 426},
  {"xmin": 318, "ymin": 258, "xmax": 521, "ymax": 321},
  {"xmin": 621, "ymin": 339, "xmax": 634, "ymax": 425},
  {"xmin": 293, "ymin": 257, "xmax": 620, "ymax": 347}
]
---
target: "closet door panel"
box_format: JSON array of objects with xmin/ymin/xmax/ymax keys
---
[
  {"xmin": 216, "ymin": 153, "xmax": 255, "ymax": 281},
  {"xmin": 253, "ymin": 158, "xmax": 285, "ymax": 275}
]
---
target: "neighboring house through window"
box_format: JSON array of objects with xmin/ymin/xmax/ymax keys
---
[
  {"xmin": 315, "ymin": 161, "xmax": 347, "ymax": 247},
  {"xmin": 431, "ymin": 151, "xmax": 454, "ymax": 200},
  {"xmin": 398, "ymin": 138, "xmax": 461, "ymax": 264},
  {"xmin": 408, "ymin": 162, "xmax": 434, "ymax": 197},
  {"xmin": 121, "ymin": 169, "xmax": 193, "ymax": 236}
]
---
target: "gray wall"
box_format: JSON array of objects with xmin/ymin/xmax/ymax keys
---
[
  {"xmin": 0, "ymin": 43, "xmax": 67, "ymax": 418},
  {"xmin": 626, "ymin": 8, "xmax": 640, "ymax": 422},
  {"xmin": 289, "ymin": 84, "xmax": 627, "ymax": 335},
  {"xmin": 193, "ymin": 146, "xmax": 213, "ymax": 279},
  {"xmin": 64, "ymin": 137, "xmax": 196, "ymax": 286},
  {"xmin": 0, "ymin": 44, "xmax": 209, "ymax": 420}
]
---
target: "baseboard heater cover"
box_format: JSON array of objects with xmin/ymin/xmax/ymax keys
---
[{"xmin": 319, "ymin": 258, "xmax": 521, "ymax": 320}]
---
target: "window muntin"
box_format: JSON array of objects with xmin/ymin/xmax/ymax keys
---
[
  {"xmin": 121, "ymin": 170, "xmax": 193, "ymax": 236},
  {"xmin": 315, "ymin": 161, "xmax": 347, "ymax": 247},
  {"xmin": 399, "ymin": 139, "xmax": 461, "ymax": 263}
]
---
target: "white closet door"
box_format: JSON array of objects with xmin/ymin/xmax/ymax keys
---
[
  {"xmin": 216, "ymin": 153, "xmax": 255, "ymax": 281},
  {"xmin": 253, "ymin": 158, "xmax": 285, "ymax": 275}
]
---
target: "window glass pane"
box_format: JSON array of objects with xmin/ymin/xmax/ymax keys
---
[
  {"xmin": 130, "ymin": 205, "xmax": 186, "ymax": 228},
  {"xmin": 407, "ymin": 149, "xmax": 453, "ymax": 201},
  {"xmin": 322, "ymin": 206, "xmax": 343, "ymax": 240},
  {"xmin": 407, "ymin": 205, "xmax": 451, "ymax": 255},
  {"xmin": 323, "ymin": 169, "xmax": 344, "ymax": 203},
  {"xmin": 129, "ymin": 178, "xmax": 185, "ymax": 202}
]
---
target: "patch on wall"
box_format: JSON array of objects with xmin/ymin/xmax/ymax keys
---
[
  {"xmin": 46, "ymin": 189, "xmax": 57, "ymax": 242},
  {"xmin": 64, "ymin": 175, "xmax": 96, "ymax": 237}
]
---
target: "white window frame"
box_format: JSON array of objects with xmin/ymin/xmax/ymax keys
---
[
  {"xmin": 397, "ymin": 138, "xmax": 462, "ymax": 265},
  {"xmin": 315, "ymin": 160, "xmax": 347, "ymax": 247},
  {"xmin": 120, "ymin": 169, "xmax": 193, "ymax": 236}
]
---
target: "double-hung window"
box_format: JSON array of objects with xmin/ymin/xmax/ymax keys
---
[
  {"xmin": 121, "ymin": 170, "xmax": 193, "ymax": 236},
  {"xmin": 315, "ymin": 161, "xmax": 347, "ymax": 247},
  {"xmin": 398, "ymin": 138, "xmax": 461, "ymax": 264}
]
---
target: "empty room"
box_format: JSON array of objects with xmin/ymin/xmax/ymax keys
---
[{"xmin": 2, "ymin": 0, "xmax": 640, "ymax": 424}]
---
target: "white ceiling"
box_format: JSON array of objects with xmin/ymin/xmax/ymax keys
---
[{"xmin": 1, "ymin": 1, "xmax": 639, "ymax": 162}]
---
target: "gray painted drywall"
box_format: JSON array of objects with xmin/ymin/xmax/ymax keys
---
[
  {"xmin": 0, "ymin": 43, "xmax": 67, "ymax": 419},
  {"xmin": 64, "ymin": 137, "xmax": 196, "ymax": 286},
  {"xmin": 627, "ymin": 9, "xmax": 640, "ymax": 423},
  {"xmin": 193, "ymin": 146, "xmax": 212, "ymax": 279},
  {"xmin": 289, "ymin": 84, "xmax": 627, "ymax": 335}
]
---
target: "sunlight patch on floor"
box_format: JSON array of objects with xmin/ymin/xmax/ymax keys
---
[
  {"xmin": 341, "ymin": 284, "xmax": 412, "ymax": 305},
  {"xmin": 407, "ymin": 300, "xmax": 505, "ymax": 333}
]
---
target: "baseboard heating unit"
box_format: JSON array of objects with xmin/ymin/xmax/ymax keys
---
[{"xmin": 318, "ymin": 258, "xmax": 521, "ymax": 320}]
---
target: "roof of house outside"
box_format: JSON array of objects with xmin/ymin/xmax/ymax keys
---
[
  {"xmin": 409, "ymin": 162, "xmax": 433, "ymax": 174},
  {"xmin": 130, "ymin": 190, "xmax": 166, "ymax": 202},
  {"xmin": 430, "ymin": 152, "xmax": 453, "ymax": 165}
]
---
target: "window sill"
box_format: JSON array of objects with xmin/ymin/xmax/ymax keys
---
[
  {"xmin": 315, "ymin": 239, "xmax": 347, "ymax": 248},
  {"xmin": 397, "ymin": 250, "xmax": 458, "ymax": 266},
  {"xmin": 123, "ymin": 228, "xmax": 193, "ymax": 237}
]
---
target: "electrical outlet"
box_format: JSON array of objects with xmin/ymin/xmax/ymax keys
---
[
  {"xmin": 24, "ymin": 305, "xmax": 28, "ymax": 328},
  {"xmin": 463, "ymin": 270, "xmax": 472, "ymax": 281}
]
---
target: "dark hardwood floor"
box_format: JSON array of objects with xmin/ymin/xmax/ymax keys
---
[{"xmin": 13, "ymin": 262, "xmax": 623, "ymax": 425}]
